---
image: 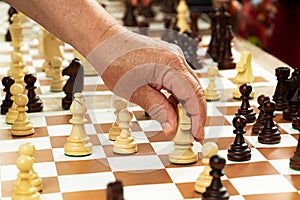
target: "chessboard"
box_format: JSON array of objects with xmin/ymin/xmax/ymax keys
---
[{"xmin": 2, "ymin": 1, "xmax": 300, "ymax": 200}]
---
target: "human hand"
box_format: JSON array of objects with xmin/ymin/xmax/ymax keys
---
[{"xmin": 87, "ymin": 29, "xmax": 206, "ymax": 141}]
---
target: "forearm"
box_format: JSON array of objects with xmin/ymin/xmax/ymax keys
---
[{"xmin": 4, "ymin": 0, "xmax": 126, "ymax": 56}]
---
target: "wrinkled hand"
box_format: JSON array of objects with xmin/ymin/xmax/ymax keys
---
[{"xmin": 87, "ymin": 30, "xmax": 206, "ymax": 141}]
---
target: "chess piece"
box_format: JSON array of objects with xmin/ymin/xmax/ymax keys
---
[
  {"xmin": 290, "ymin": 119, "xmax": 300, "ymax": 170},
  {"xmin": 1, "ymin": 76, "xmax": 15, "ymax": 115},
  {"xmin": 195, "ymin": 142, "xmax": 218, "ymax": 193},
  {"xmin": 42, "ymin": 30, "xmax": 64, "ymax": 75},
  {"xmin": 190, "ymin": 12, "xmax": 201, "ymax": 40},
  {"xmin": 207, "ymin": 9, "xmax": 220, "ymax": 62},
  {"xmin": 109, "ymin": 98, "xmax": 128, "ymax": 141},
  {"xmin": 11, "ymin": 154, "xmax": 40, "ymax": 200},
  {"xmin": 122, "ymin": 0, "xmax": 138, "ymax": 27},
  {"xmin": 25, "ymin": 74, "xmax": 43, "ymax": 113},
  {"xmin": 5, "ymin": 6, "xmax": 18, "ymax": 41},
  {"xmin": 218, "ymin": 25, "xmax": 235, "ymax": 70},
  {"xmin": 64, "ymin": 93, "xmax": 93, "ymax": 156},
  {"xmin": 8, "ymin": 52, "xmax": 25, "ymax": 86},
  {"xmin": 227, "ymin": 115, "xmax": 251, "ymax": 161},
  {"xmin": 202, "ymin": 155, "xmax": 229, "ymax": 200},
  {"xmin": 138, "ymin": 1, "xmax": 155, "ymax": 18},
  {"xmin": 283, "ymin": 69, "xmax": 300, "ymax": 121},
  {"xmin": 9, "ymin": 13, "xmax": 23, "ymax": 53},
  {"xmin": 113, "ymin": 109, "xmax": 137, "ymax": 154},
  {"xmin": 252, "ymin": 95, "xmax": 270, "ymax": 134},
  {"xmin": 50, "ymin": 56, "xmax": 64, "ymax": 92},
  {"xmin": 11, "ymin": 94, "xmax": 34, "ymax": 136},
  {"xmin": 19, "ymin": 143, "xmax": 42, "ymax": 192},
  {"xmin": 161, "ymin": 0, "xmax": 177, "ymax": 14},
  {"xmin": 233, "ymin": 52, "xmax": 254, "ymax": 99},
  {"xmin": 176, "ymin": 0, "xmax": 190, "ymax": 34},
  {"xmin": 6, "ymin": 83, "xmax": 23, "ymax": 124},
  {"xmin": 169, "ymin": 102, "xmax": 198, "ymax": 164},
  {"xmin": 205, "ymin": 66, "xmax": 220, "ymax": 101},
  {"xmin": 258, "ymin": 100, "xmax": 281, "ymax": 144},
  {"xmin": 62, "ymin": 58, "xmax": 84, "ymax": 110},
  {"xmin": 273, "ymin": 67, "xmax": 290, "ymax": 111},
  {"xmin": 107, "ymin": 181, "xmax": 124, "ymax": 200},
  {"xmin": 292, "ymin": 110, "xmax": 300, "ymax": 130},
  {"xmin": 235, "ymin": 83, "xmax": 256, "ymax": 123},
  {"xmin": 73, "ymin": 50, "xmax": 97, "ymax": 76}
]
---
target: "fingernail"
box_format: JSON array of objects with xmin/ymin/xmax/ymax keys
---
[{"xmin": 162, "ymin": 122, "xmax": 172, "ymax": 134}]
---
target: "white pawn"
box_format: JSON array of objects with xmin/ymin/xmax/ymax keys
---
[
  {"xmin": 50, "ymin": 56, "xmax": 64, "ymax": 92},
  {"xmin": 113, "ymin": 109, "xmax": 137, "ymax": 154},
  {"xmin": 9, "ymin": 13, "xmax": 23, "ymax": 53},
  {"xmin": 12, "ymin": 154, "xmax": 40, "ymax": 200},
  {"xmin": 169, "ymin": 102, "xmax": 198, "ymax": 164},
  {"xmin": 205, "ymin": 66, "xmax": 220, "ymax": 101},
  {"xmin": 6, "ymin": 83, "xmax": 24, "ymax": 124},
  {"xmin": 8, "ymin": 52, "xmax": 26, "ymax": 86},
  {"xmin": 176, "ymin": 0, "xmax": 190, "ymax": 33},
  {"xmin": 194, "ymin": 142, "xmax": 219, "ymax": 193},
  {"xmin": 11, "ymin": 94, "xmax": 34, "ymax": 136},
  {"xmin": 109, "ymin": 98, "xmax": 128, "ymax": 141},
  {"xmin": 233, "ymin": 51, "xmax": 254, "ymax": 99},
  {"xmin": 19, "ymin": 143, "xmax": 42, "ymax": 192},
  {"xmin": 64, "ymin": 93, "xmax": 93, "ymax": 156}
]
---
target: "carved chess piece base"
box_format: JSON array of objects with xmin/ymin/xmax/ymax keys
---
[
  {"xmin": 109, "ymin": 123, "xmax": 121, "ymax": 141},
  {"xmin": 113, "ymin": 136, "xmax": 137, "ymax": 154},
  {"xmin": 169, "ymin": 146, "xmax": 198, "ymax": 164}
]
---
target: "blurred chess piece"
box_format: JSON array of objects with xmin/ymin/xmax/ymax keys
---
[
  {"xmin": 195, "ymin": 142, "xmax": 218, "ymax": 193},
  {"xmin": 113, "ymin": 109, "xmax": 137, "ymax": 154},
  {"xmin": 169, "ymin": 102, "xmax": 198, "ymax": 164},
  {"xmin": 9, "ymin": 13, "xmax": 23, "ymax": 53},
  {"xmin": 50, "ymin": 56, "xmax": 64, "ymax": 92},
  {"xmin": 12, "ymin": 153, "xmax": 40, "ymax": 200},
  {"xmin": 19, "ymin": 143, "xmax": 42, "ymax": 192},
  {"xmin": 109, "ymin": 98, "xmax": 128, "ymax": 141},
  {"xmin": 233, "ymin": 52, "xmax": 254, "ymax": 99},
  {"xmin": 176, "ymin": 0, "xmax": 190, "ymax": 33},
  {"xmin": 42, "ymin": 30, "xmax": 64, "ymax": 76},
  {"xmin": 64, "ymin": 93, "xmax": 93, "ymax": 156},
  {"xmin": 205, "ymin": 66, "xmax": 220, "ymax": 101},
  {"xmin": 6, "ymin": 83, "xmax": 24, "ymax": 124},
  {"xmin": 8, "ymin": 52, "xmax": 26, "ymax": 86},
  {"xmin": 11, "ymin": 94, "xmax": 34, "ymax": 136}
]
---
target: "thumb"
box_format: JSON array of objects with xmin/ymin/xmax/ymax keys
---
[{"xmin": 129, "ymin": 84, "xmax": 178, "ymax": 136}]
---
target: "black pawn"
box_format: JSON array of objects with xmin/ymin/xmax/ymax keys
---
[
  {"xmin": 24, "ymin": 74, "xmax": 43, "ymax": 113},
  {"xmin": 62, "ymin": 58, "xmax": 84, "ymax": 110},
  {"xmin": 107, "ymin": 181, "xmax": 124, "ymax": 200},
  {"xmin": 1, "ymin": 76, "xmax": 15, "ymax": 115},
  {"xmin": 273, "ymin": 67, "xmax": 290, "ymax": 111},
  {"xmin": 228, "ymin": 115, "xmax": 251, "ymax": 161},
  {"xmin": 252, "ymin": 95, "xmax": 270, "ymax": 134},
  {"xmin": 202, "ymin": 155, "xmax": 229, "ymax": 200},
  {"xmin": 235, "ymin": 84, "xmax": 256, "ymax": 123},
  {"xmin": 122, "ymin": 0, "xmax": 138, "ymax": 27},
  {"xmin": 258, "ymin": 100, "xmax": 281, "ymax": 144}
]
